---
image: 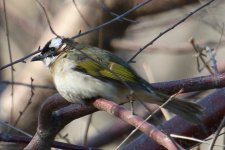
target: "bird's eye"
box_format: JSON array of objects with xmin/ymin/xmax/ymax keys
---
[
  {"xmin": 48, "ymin": 47, "xmax": 56, "ymax": 56},
  {"xmin": 50, "ymin": 47, "xmax": 55, "ymax": 51}
]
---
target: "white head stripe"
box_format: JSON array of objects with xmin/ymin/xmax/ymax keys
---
[{"xmin": 49, "ymin": 37, "xmax": 63, "ymax": 48}]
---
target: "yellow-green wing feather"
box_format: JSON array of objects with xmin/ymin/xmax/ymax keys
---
[
  {"xmin": 70, "ymin": 46, "xmax": 139, "ymax": 83},
  {"xmin": 99, "ymin": 62, "xmax": 137, "ymax": 82}
]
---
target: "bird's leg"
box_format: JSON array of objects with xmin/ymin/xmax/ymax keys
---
[{"xmin": 127, "ymin": 90, "xmax": 136, "ymax": 115}]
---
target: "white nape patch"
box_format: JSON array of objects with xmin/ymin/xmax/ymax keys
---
[
  {"xmin": 43, "ymin": 56, "xmax": 57, "ymax": 67},
  {"xmin": 49, "ymin": 37, "xmax": 62, "ymax": 48}
]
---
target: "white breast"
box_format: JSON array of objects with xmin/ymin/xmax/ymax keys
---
[{"xmin": 52, "ymin": 62, "xmax": 120, "ymax": 103}]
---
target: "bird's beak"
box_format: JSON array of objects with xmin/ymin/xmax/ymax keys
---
[{"xmin": 31, "ymin": 54, "xmax": 44, "ymax": 62}]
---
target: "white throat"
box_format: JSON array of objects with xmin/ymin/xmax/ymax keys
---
[{"xmin": 43, "ymin": 56, "xmax": 57, "ymax": 67}]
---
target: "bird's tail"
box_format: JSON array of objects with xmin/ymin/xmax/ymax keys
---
[{"xmin": 139, "ymin": 81, "xmax": 204, "ymax": 124}]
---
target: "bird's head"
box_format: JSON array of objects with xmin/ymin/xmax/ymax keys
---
[{"xmin": 31, "ymin": 37, "xmax": 66, "ymax": 66}]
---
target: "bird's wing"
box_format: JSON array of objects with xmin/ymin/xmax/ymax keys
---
[
  {"xmin": 67, "ymin": 45, "xmax": 204, "ymax": 124},
  {"xmin": 70, "ymin": 46, "xmax": 140, "ymax": 84}
]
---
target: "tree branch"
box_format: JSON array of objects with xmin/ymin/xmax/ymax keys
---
[
  {"xmin": 0, "ymin": 133, "xmax": 94, "ymax": 150},
  {"xmin": 151, "ymin": 72, "xmax": 225, "ymax": 95},
  {"xmin": 73, "ymin": 72, "xmax": 225, "ymax": 147},
  {"xmin": 24, "ymin": 94, "xmax": 98, "ymax": 150},
  {"xmin": 23, "ymin": 71, "xmax": 225, "ymax": 149},
  {"xmin": 123, "ymin": 88, "xmax": 225, "ymax": 149},
  {"xmin": 24, "ymin": 93, "xmax": 177, "ymax": 150}
]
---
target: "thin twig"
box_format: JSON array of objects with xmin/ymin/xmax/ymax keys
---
[
  {"xmin": 72, "ymin": 0, "xmax": 91, "ymax": 27},
  {"xmin": 205, "ymin": 131, "xmax": 225, "ymax": 141},
  {"xmin": 96, "ymin": 0, "xmax": 104, "ymax": 48},
  {"xmin": 137, "ymin": 100, "xmax": 182, "ymax": 150},
  {"xmin": 127, "ymin": 0, "xmax": 216, "ymax": 63},
  {"xmin": 57, "ymin": 132, "xmax": 71, "ymax": 144},
  {"xmin": 14, "ymin": 77, "xmax": 35, "ymax": 126},
  {"xmin": 171, "ymin": 134, "xmax": 225, "ymax": 148},
  {"xmin": 197, "ymin": 24, "xmax": 224, "ymax": 73},
  {"xmin": 3, "ymin": 0, "xmax": 14, "ymax": 124},
  {"xmin": 0, "ymin": 80, "xmax": 55, "ymax": 89},
  {"xmin": 198, "ymin": 0, "xmax": 223, "ymax": 33},
  {"xmin": 141, "ymin": 65, "xmax": 182, "ymax": 149},
  {"xmin": 112, "ymin": 39, "xmax": 225, "ymax": 54},
  {"xmin": 35, "ymin": 0, "xmax": 59, "ymax": 37},
  {"xmin": 71, "ymin": 0, "xmax": 154, "ymax": 40},
  {"xmin": 83, "ymin": 114, "xmax": 93, "ymax": 145},
  {"xmin": 115, "ymin": 89, "xmax": 183, "ymax": 150},
  {"xmin": 0, "ymin": 120, "xmax": 32, "ymax": 138},
  {"xmin": 0, "ymin": 49, "xmax": 41, "ymax": 70},
  {"xmin": 208, "ymin": 115, "xmax": 225, "ymax": 150},
  {"xmin": 100, "ymin": 3, "xmax": 137, "ymax": 23},
  {"xmin": 3, "ymin": 0, "xmax": 13, "ymax": 71},
  {"xmin": 215, "ymin": 23, "xmax": 224, "ymax": 51}
]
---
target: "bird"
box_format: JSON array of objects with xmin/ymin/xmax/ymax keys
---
[{"xmin": 31, "ymin": 37, "xmax": 203, "ymax": 123}]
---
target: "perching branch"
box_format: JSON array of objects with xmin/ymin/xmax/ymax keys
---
[
  {"xmin": 93, "ymin": 99, "xmax": 178, "ymax": 150},
  {"xmin": 24, "ymin": 94, "xmax": 98, "ymax": 150},
  {"xmin": 23, "ymin": 71, "xmax": 225, "ymax": 149},
  {"xmin": 24, "ymin": 94, "xmax": 177, "ymax": 150},
  {"xmin": 77, "ymin": 64, "xmax": 225, "ymax": 147}
]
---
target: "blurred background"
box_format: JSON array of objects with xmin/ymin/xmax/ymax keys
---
[{"xmin": 0, "ymin": 0, "xmax": 225, "ymax": 149}]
